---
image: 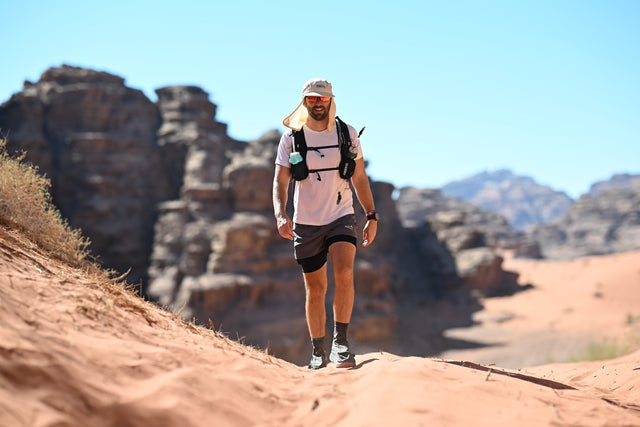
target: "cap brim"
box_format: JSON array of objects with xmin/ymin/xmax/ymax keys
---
[{"xmin": 303, "ymin": 91, "xmax": 335, "ymax": 98}]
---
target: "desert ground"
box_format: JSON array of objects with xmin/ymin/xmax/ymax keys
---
[
  {"xmin": 442, "ymin": 250, "xmax": 640, "ymax": 369},
  {"xmin": 1, "ymin": 225, "xmax": 639, "ymax": 426}
]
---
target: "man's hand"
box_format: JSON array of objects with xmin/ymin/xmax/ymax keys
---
[
  {"xmin": 276, "ymin": 215, "xmax": 294, "ymax": 240},
  {"xmin": 362, "ymin": 220, "xmax": 377, "ymax": 247}
]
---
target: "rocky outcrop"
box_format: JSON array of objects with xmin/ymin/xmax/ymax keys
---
[
  {"xmin": 0, "ymin": 65, "xmax": 168, "ymax": 285},
  {"xmin": 396, "ymin": 187, "xmax": 532, "ymax": 296},
  {"xmin": 147, "ymin": 137, "xmax": 408, "ymax": 362},
  {"xmin": 145, "ymin": 87, "xmax": 310, "ymax": 360},
  {"xmin": 529, "ymin": 184, "xmax": 640, "ymax": 259},
  {"xmin": 397, "ymin": 187, "xmax": 541, "ymax": 258},
  {"xmin": 442, "ymin": 169, "xmax": 573, "ymax": 231}
]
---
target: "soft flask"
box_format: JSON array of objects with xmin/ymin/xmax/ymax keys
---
[{"xmin": 290, "ymin": 151, "xmax": 308, "ymax": 181}]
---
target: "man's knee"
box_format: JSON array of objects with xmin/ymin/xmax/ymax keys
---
[
  {"xmin": 304, "ymin": 272, "xmax": 327, "ymax": 299},
  {"xmin": 306, "ymin": 284, "xmax": 327, "ymax": 300}
]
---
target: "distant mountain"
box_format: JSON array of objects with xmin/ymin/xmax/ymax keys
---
[{"xmin": 441, "ymin": 169, "xmax": 573, "ymax": 231}]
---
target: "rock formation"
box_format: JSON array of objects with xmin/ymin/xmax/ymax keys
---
[
  {"xmin": 529, "ymin": 184, "xmax": 640, "ymax": 259},
  {"xmin": 396, "ymin": 187, "xmax": 533, "ymax": 296},
  {"xmin": 0, "ymin": 65, "xmax": 168, "ymax": 285}
]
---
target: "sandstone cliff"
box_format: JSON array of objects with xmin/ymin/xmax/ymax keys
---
[{"xmin": 0, "ymin": 66, "xmax": 168, "ymax": 285}]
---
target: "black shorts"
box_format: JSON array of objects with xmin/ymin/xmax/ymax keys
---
[{"xmin": 293, "ymin": 214, "xmax": 357, "ymax": 273}]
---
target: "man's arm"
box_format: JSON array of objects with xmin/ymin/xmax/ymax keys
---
[
  {"xmin": 350, "ymin": 157, "xmax": 377, "ymax": 247},
  {"xmin": 273, "ymin": 164, "xmax": 294, "ymax": 240}
]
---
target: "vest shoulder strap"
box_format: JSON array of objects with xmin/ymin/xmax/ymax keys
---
[
  {"xmin": 335, "ymin": 116, "xmax": 352, "ymax": 151},
  {"xmin": 291, "ymin": 128, "xmax": 307, "ymax": 157}
]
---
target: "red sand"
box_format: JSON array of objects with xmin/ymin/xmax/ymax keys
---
[
  {"xmin": 1, "ymin": 226, "xmax": 639, "ymax": 426},
  {"xmin": 442, "ymin": 250, "xmax": 640, "ymax": 368}
]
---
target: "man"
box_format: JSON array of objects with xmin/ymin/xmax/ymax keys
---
[{"xmin": 272, "ymin": 78, "xmax": 378, "ymax": 369}]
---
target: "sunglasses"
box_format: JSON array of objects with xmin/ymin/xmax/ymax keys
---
[{"xmin": 306, "ymin": 96, "xmax": 331, "ymax": 103}]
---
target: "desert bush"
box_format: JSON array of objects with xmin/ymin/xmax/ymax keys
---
[
  {"xmin": 567, "ymin": 328, "xmax": 640, "ymax": 363},
  {"xmin": 0, "ymin": 138, "xmax": 92, "ymax": 268},
  {"xmin": 568, "ymin": 340, "xmax": 630, "ymax": 362}
]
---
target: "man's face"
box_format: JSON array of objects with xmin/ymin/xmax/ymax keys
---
[{"xmin": 304, "ymin": 96, "xmax": 332, "ymax": 121}]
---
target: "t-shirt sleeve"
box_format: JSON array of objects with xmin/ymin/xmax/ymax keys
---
[
  {"xmin": 348, "ymin": 125, "xmax": 364, "ymax": 160},
  {"xmin": 275, "ymin": 130, "xmax": 293, "ymax": 167}
]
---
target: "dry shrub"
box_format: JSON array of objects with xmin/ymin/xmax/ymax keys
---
[{"xmin": 0, "ymin": 138, "xmax": 92, "ymax": 269}]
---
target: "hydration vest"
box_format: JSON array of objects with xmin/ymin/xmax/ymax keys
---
[{"xmin": 289, "ymin": 116, "xmax": 357, "ymax": 182}]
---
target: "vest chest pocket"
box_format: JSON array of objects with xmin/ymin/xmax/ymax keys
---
[
  {"xmin": 338, "ymin": 156, "xmax": 355, "ymax": 179},
  {"xmin": 290, "ymin": 151, "xmax": 309, "ymax": 181}
]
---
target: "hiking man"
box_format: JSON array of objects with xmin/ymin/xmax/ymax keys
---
[{"xmin": 272, "ymin": 78, "xmax": 378, "ymax": 369}]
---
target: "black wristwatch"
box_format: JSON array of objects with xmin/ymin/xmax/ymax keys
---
[{"xmin": 366, "ymin": 210, "xmax": 379, "ymax": 221}]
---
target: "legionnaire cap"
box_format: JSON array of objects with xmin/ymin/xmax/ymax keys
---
[{"xmin": 283, "ymin": 78, "xmax": 337, "ymax": 131}]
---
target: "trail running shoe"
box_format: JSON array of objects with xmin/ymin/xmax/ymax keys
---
[
  {"xmin": 308, "ymin": 346, "xmax": 327, "ymax": 370},
  {"xmin": 330, "ymin": 341, "xmax": 356, "ymax": 368}
]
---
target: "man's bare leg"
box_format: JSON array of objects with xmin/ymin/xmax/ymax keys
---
[
  {"xmin": 303, "ymin": 264, "xmax": 329, "ymax": 369},
  {"xmin": 303, "ymin": 264, "xmax": 328, "ymax": 338},
  {"xmin": 328, "ymin": 242, "xmax": 357, "ymax": 367},
  {"xmin": 329, "ymin": 242, "xmax": 356, "ymax": 323}
]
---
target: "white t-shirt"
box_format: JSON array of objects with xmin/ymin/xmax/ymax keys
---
[{"xmin": 275, "ymin": 124, "xmax": 363, "ymax": 226}]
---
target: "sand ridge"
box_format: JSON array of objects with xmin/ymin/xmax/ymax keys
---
[{"xmin": 1, "ymin": 226, "xmax": 639, "ymax": 426}]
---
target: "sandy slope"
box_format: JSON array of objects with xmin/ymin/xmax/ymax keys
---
[{"xmin": 1, "ymin": 226, "xmax": 639, "ymax": 426}]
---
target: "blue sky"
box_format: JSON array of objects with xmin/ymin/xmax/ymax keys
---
[{"xmin": 2, "ymin": 0, "xmax": 638, "ymax": 199}]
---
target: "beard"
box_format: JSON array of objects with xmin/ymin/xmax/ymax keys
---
[
  {"xmin": 306, "ymin": 100, "xmax": 331, "ymax": 121},
  {"xmin": 309, "ymin": 107, "xmax": 328, "ymax": 121}
]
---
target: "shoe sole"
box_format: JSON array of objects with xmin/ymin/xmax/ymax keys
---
[
  {"xmin": 308, "ymin": 365, "xmax": 327, "ymax": 370},
  {"xmin": 333, "ymin": 361, "xmax": 356, "ymax": 368}
]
